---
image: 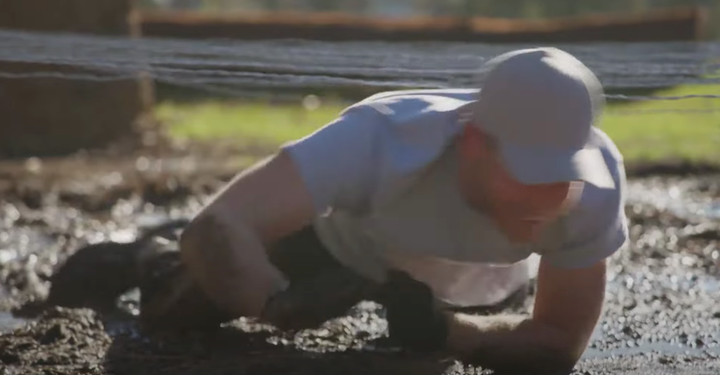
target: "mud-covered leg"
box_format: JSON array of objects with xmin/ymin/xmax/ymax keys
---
[
  {"xmin": 46, "ymin": 219, "xmax": 190, "ymax": 311},
  {"xmin": 137, "ymin": 251, "xmax": 238, "ymax": 332}
]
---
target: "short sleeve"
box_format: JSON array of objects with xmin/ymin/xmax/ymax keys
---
[
  {"xmin": 541, "ymin": 160, "xmax": 630, "ymax": 269},
  {"xmin": 280, "ymin": 104, "xmax": 384, "ymax": 214}
]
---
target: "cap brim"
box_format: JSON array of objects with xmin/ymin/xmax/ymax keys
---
[{"xmin": 498, "ymin": 142, "xmax": 616, "ymax": 189}]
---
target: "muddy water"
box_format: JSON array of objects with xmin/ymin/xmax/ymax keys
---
[
  {"xmin": 583, "ymin": 175, "xmax": 720, "ymax": 358},
  {"xmin": 0, "ymin": 312, "xmax": 26, "ymax": 334},
  {"xmin": 1, "ymin": 169, "xmax": 720, "ymax": 374},
  {"xmin": 626, "ymin": 176, "xmax": 720, "ymax": 221}
]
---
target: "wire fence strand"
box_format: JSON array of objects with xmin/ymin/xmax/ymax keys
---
[{"xmin": 1, "ymin": 28, "xmax": 719, "ymax": 106}]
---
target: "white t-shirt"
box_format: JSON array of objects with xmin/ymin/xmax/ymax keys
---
[{"xmin": 281, "ymin": 88, "xmax": 629, "ymax": 307}]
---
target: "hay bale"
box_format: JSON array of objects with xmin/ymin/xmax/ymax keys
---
[{"xmin": 0, "ymin": 0, "xmax": 155, "ymax": 158}]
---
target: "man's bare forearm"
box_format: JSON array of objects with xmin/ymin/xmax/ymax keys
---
[
  {"xmin": 178, "ymin": 152, "xmax": 316, "ymax": 318},
  {"xmin": 179, "ymin": 209, "xmax": 289, "ymax": 317},
  {"xmin": 443, "ymin": 312, "xmax": 578, "ymax": 373}
]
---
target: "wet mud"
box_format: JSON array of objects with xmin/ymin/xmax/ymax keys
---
[{"xmin": 1, "ymin": 154, "xmax": 720, "ymax": 374}]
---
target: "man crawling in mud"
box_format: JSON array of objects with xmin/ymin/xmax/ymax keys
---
[{"xmin": 53, "ymin": 47, "xmax": 629, "ymax": 374}]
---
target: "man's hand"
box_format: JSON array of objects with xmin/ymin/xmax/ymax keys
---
[
  {"xmin": 375, "ymin": 270, "xmax": 449, "ymax": 353},
  {"xmin": 442, "ymin": 258, "xmax": 608, "ymax": 373},
  {"xmin": 261, "ymin": 267, "xmax": 376, "ymax": 331},
  {"xmin": 530, "ymin": 257, "xmax": 608, "ymax": 362}
]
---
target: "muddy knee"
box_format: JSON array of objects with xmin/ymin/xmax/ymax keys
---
[{"xmin": 47, "ymin": 241, "xmax": 146, "ymax": 310}]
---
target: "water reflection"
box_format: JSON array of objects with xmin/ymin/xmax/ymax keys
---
[
  {"xmin": 626, "ymin": 176, "xmax": 720, "ymax": 222},
  {"xmin": 0, "ymin": 311, "xmax": 28, "ymax": 334},
  {"xmin": 583, "ymin": 341, "xmax": 720, "ymax": 359}
]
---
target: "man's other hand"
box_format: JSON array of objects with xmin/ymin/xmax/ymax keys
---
[
  {"xmin": 261, "ymin": 267, "xmax": 376, "ymax": 331},
  {"xmin": 376, "ymin": 270, "xmax": 448, "ymax": 353}
]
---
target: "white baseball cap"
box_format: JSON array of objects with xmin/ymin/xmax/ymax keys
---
[{"xmin": 469, "ymin": 47, "xmax": 615, "ymax": 189}]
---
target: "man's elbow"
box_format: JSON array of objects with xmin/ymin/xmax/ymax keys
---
[
  {"xmin": 505, "ymin": 353, "xmax": 575, "ymax": 374},
  {"xmin": 536, "ymin": 335, "xmax": 588, "ymax": 374},
  {"xmin": 464, "ymin": 349, "xmax": 576, "ymax": 375},
  {"xmin": 545, "ymin": 347, "xmax": 582, "ymax": 374},
  {"xmin": 496, "ymin": 347, "xmax": 578, "ymax": 374},
  {"xmin": 471, "ymin": 326, "xmax": 584, "ymax": 374}
]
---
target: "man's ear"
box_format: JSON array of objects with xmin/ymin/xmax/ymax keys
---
[
  {"xmin": 459, "ymin": 124, "xmax": 491, "ymax": 161},
  {"xmin": 460, "ymin": 124, "xmax": 482, "ymax": 160}
]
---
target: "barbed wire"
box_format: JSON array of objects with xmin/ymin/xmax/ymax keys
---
[{"xmin": 1, "ymin": 28, "xmax": 719, "ymax": 106}]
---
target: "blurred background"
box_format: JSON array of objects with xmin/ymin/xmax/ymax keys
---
[
  {"xmin": 135, "ymin": 0, "xmax": 720, "ymax": 38},
  {"xmin": 0, "ymin": 0, "xmax": 718, "ymax": 170},
  {"xmin": 136, "ymin": 0, "xmax": 719, "ymax": 28}
]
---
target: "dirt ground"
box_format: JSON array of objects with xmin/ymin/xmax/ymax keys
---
[{"xmin": 1, "ymin": 144, "xmax": 720, "ymax": 375}]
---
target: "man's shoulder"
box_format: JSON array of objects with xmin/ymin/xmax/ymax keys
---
[
  {"xmin": 589, "ymin": 126, "xmax": 624, "ymax": 167},
  {"xmin": 540, "ymin": 128, "xmax": 629, "ymax": 267},
  {"xmin": 343, "ymin": 88, "xmax": 479, "ymax": 126},
  {"xmin": 280, "ymin": 89, "xmax": 476, "ymax": 212},
  {"xmin": 326, "ymin": 88, "xmax": 475, "ymax": 173},
  {"xmin": 560, "ymin": 126, "xmax": 628, "ymax": 249},
  {"xmin": 357, "ymin": 88, "xmax": 480, "ymax": 104},
  {"xmin": 572, "ymin": 127, "xmax": 626, "ymax": 216}
]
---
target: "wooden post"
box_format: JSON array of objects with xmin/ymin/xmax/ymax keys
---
[{"xmin": 0, "ymin": 0, "xmax": 155, "ymax": 158}]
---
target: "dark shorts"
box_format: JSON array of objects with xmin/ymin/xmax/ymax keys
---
[{"xmin": 137, "ymin": 226, "xmax": 529, "ymax": 332}]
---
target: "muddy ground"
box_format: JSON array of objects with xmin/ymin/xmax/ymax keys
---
[{"xmin": 1, "ymin": 149, "xmax": 720, "ymax": 375}]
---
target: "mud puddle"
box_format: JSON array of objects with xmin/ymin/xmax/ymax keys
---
[
  {"xmin": 578, "ymin": 174, "xmax": 720, "ymax": 360},
  {"xmin": 626, "ymin": 175, "xmax": 720, "ymax": 222},
  {"xmin": 0, "ymin": 160, "xmax": 719, "ymax": 374}
]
